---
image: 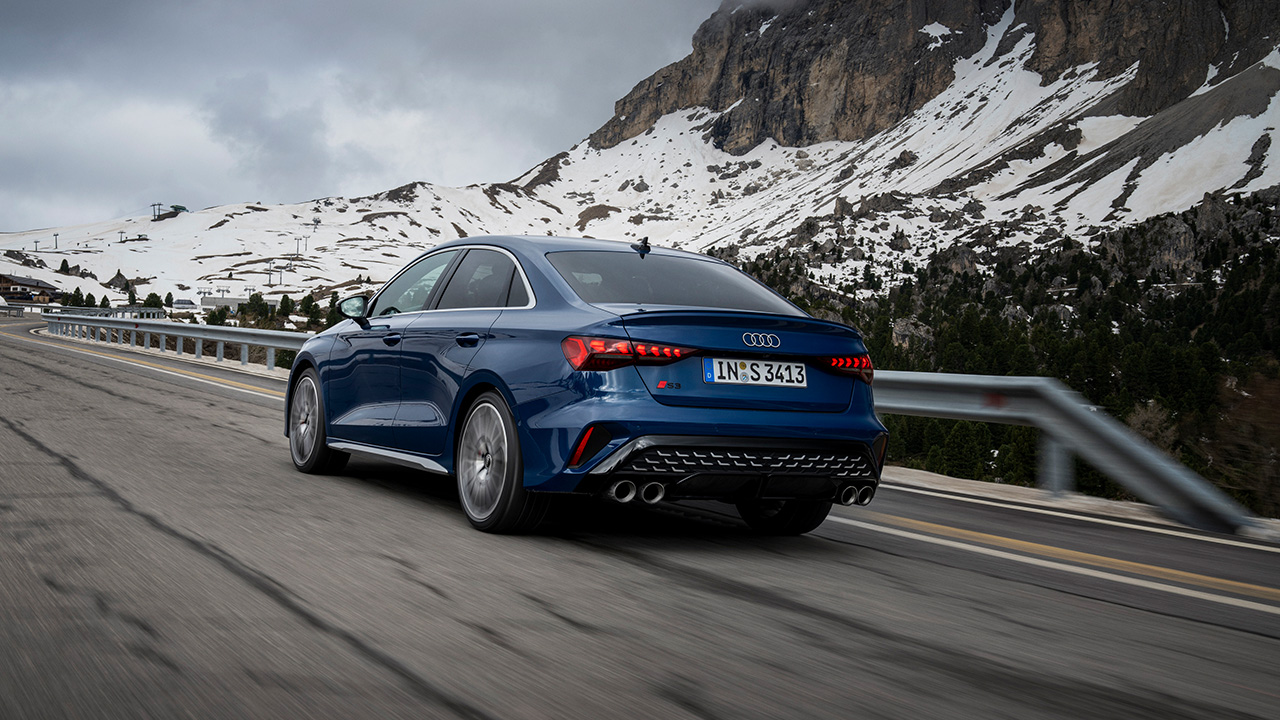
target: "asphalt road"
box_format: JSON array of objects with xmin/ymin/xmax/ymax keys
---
[{"xmin": 2, "ymin": 317, "xmax": 1278, "ymax": 719}]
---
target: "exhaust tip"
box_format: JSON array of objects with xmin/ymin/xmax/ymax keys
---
[
  {"xmin": 640, "ymin": 482, "xmax": 666, "ymax": 505},
  {"xmin": 855, "ymin": 485, "xmax": 876, "ymax": 506},
  {"xmin": 608, "ymin": 480, "xmax": 637, "ymax": 504},
  {"xmin": 837, "ymin": 485, "xmax": 858, "ymax": 506}
]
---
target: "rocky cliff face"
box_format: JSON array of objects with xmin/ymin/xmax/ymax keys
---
[
  {"xmin": 590, "ymin": 0, "xmax": 1280, "ymax": 155},
  {"xmin": 1015, "ymin": 0, "xmax": 1278, "ymax": 117}
]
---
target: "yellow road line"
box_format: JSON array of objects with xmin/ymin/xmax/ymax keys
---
[
  {"xmin": 0, "ymin": 328, "xmax": 286, "ymax": 399},
  {"xmin": 881, "ymin": 484, "xmax": 1280, "ymax": 553},
  {"xmin": 861, "ymin": 511, "xmax": 1280, "ymax": 604}
]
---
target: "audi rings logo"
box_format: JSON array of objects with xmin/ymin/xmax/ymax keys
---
[{"xmin": 742, "ymin": 332, "xmax": 781, "ymax": 348}]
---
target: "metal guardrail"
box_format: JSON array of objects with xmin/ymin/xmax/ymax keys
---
[
  {"xmin": 0, "ymin": 305, "xmax": 23, "ymax": 317},
  {"xmin": 12, "ymin": 302, "xmax": 166, "ymax": 319},
  {"xmin": 45, "ymin": 313, "xmax": 309, "ymax": 371},
  {"xmin": 36, "ymin": 313, "xmax": 1258, "ymax": 534},
  {"xmin": 874, "ymin": 371, "xmax": 1257, "ymax": 534}
]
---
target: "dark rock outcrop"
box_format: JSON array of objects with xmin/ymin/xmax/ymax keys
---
[
  {"xmin": 591, "ymin": 0, "xmax": 1005, "ymax": 154},
  {"xmin": 588, "ymin": 0, "xmax": 1280, "ymax": 156}
]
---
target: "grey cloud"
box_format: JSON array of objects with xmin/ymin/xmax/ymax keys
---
[
  {"xmin": 202, "ymin": 75, "xmax": 351, "ymax": 203},
  {"xmin": 722, "ymin": 0, "xmax": 811, "ymax": 13},
  {"xmin": 0, "ymin": 0, "xmax": 722, "ymax": 231}
]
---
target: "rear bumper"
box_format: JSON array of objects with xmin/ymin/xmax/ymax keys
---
[
  {"xmin": 507, "ymin": 356, "xmax": 888, "ymax": 495},
  {"xmin": 555, "ymin": 434, "xmax": 886, "ymax": 501}
]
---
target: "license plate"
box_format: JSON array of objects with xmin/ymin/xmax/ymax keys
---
[{"xmin": 703, "ymin": 358, "xmax": 807, "ymax": 387}]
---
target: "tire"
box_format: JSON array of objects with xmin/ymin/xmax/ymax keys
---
[
  {"xmin": 736, "ymin": 498, "xmax": 833, "ymax": 535},
  {"xmin": 289, "ymin": 368, "xmax": 349, "ymax": 474},
  {"xmin": 456, "ymin": 390, "xmax": 548, "ymax": 534}
]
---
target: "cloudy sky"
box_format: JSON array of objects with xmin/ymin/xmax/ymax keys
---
[{"xmin": 0, "ymin": 0, "xmax": 723, "ymax": 232}]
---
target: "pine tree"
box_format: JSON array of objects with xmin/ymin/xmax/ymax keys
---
[
  {"xmin": 943, "ymin": 421, "xmax": 982, "ymax": 479},
  {"xmin": 164, "ymin": 292, "xmax": 173, "ymax": 308},
  {"xmin": 206, "ymin": 307, "xmax": 229, "ymax": 326},
  {"xmin": 71, "ymin": 287, "xmax": 84, "ymax": 306},
  {"xmin": 99, "ymin": 296, "xmax": 110, "ymax": 309},
  {"xmin": 925, "ymin": 446, "xmax": 946, "ymax": 475},
  {"xmin": 325, "ymin": 291, "xmax": 342, "ymax": 328},
  {"xmin": 84, "ymin": 292, "xmax": 95, "ymax": 307}
]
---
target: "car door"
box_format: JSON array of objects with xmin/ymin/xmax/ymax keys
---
[
  {"xmin": 324, "ymin": 249, "xmax": 460, "ymax": 447},
  {"xmin": 393, "ymin": 248, "xmax": 525, "ymax": 456}
]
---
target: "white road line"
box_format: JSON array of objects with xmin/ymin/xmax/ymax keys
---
[
  {"xmin": 829, "ymin": 516, "xmax": 1280, "ymax": 617},
  {"xmin": 2, "ymin": 330, "xmax": 284, "ymax": 402},
  {"xmin": 881, "ymin": 483, "xmax": 1280, "ymax": 553}
]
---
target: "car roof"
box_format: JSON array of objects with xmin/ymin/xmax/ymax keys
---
[{"xmin": 431, "ymin": 235, "xmax": 712, "ymax": 261}]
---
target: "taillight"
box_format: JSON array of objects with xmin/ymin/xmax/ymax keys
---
[
  {"xmin": 828, "ymin": 354, "xmax": 874, "ymax": 384},
  {"xmin": 561, "ymin": 336, "xmax": 697, "ymax": 371}
]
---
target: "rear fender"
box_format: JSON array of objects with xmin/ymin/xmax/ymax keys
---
[{"xmin": 446, "ymin": 370, "xmax": 520, "ymax": 478}]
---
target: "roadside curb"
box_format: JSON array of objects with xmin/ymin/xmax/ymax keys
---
[{"xmin": 882, "ymin": 466, "xmax": 1280, "ymax": 542}]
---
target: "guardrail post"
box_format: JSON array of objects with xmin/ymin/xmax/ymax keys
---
[
  {"xmin": 130, "ymin": 330, "xmax": 137, "ymax": 347},
  {"xmin": 216, "ymin": 341, "xmax": 224, "ymax": 362},
  {"xmin": 240, "ymin": 344, "xmax": 248, "ymax": 366},
  {"xmin": 194, "ymin": 337, "xmax": 202, "ymax": 360},
  {"xmin": 266, "ymin": 347, "xmax": 275, "ymax": 371},
  {"xmin": 1038, "ymin": 433, "xmax": 1075, "ymax": 495},
  {"xmin": 176, "ymin": 336, "xmax": 183, "ymax": 356},
  {"xmin": 144, "ymin": 332, "xmax": 151, "ymax": 350},
  {"xmin": 159, "ymin": 334, "xmax": 166, "ymax": 352}
]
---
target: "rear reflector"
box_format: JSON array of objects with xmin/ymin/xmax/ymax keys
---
[
  {"xmin": 828, "ymin": 354, "xmax": 874, "ymax": 384},
  {"xmin": 562, "ymin": 336, "xmax": 697, "ymax": 371},
  {"xmin": 568, "ymin": 425, "xmax": 613, "ymax": 468}
]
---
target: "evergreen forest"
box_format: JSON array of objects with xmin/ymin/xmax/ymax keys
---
[{"xmin": 713, "ymin": 187, "xmax": 1280, "ymax": 516}]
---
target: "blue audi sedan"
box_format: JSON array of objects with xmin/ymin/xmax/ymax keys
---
[{"xmin": 286, "ymin": 235, "xmax": 887, "ymax": 534}]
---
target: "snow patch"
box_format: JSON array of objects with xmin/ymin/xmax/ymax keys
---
[
  {"xmin": 920, "ymin": 22, "xmax": 952, "ymax": 50},
  {"xmin": 1128, "ymin": 90, "xmax": 1280, "ymax": 217},
  {"xmin": 1190, "ymin": 64, "xmax": 1222, "ymax": 98},
  {"xmin": 1076, "ymin": 115, "xmax": 1144, "ymax": 154},
  {"xmin": 1262, "ymin": 44, "xmax": 1280, "ymax": 71}
]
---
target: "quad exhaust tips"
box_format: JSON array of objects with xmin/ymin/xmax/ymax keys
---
[
  {"xmin": 837, "ymin": 484, "xmax": 877, "ymax": 506},
  {"xmin": 639, "ymin": 482, "xmax": 666, "ymax": 505},
  {"xmin": 856, "ymin": 485, "xmax": 876, "ymax": 506},
  {"xmin": 837, "ymin": 485, "xmax": 858, "ymax": 506},
  {"xmin": 607, "ymin": 480, "xmax": 637, "ymax": 504},
  {"xmin": 606, "ymin": 480, "xmax": 666, "ymax": 505}
]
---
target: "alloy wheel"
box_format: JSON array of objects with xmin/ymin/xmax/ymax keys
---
[
  {"xmin": 459, "ymin": 402, "xmax": 508, "ymax": 522},
  {"xmin": 290, "ymin": 376, "xmax": 318, "ymax": 465}
]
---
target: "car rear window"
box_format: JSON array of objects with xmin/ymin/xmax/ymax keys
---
[{"xmin": 546, "ymin": 250, "xmax": 801, "ymax": 315}]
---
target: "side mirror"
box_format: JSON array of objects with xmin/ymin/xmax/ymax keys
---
[{"xmin": 338, "ymin": 295, "xmax": 369, "ymax": 327}]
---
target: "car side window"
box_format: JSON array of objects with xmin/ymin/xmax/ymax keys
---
[
  {"xmin": 507, "ymin": 269, "xmax": 529, "ymax": 307},
  {"xmin": 368, "ymin": 250, "xmax": 458, "ymax": 317},
  {"xmin": 435, "ymin": 249, "xmax": 523, "ymax": 310}
]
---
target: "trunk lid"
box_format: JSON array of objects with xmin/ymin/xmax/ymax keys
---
[{"xmin": 615, "ymin": 309, "xmax": 867, "ymax": 412}]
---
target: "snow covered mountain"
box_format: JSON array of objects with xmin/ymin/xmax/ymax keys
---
[{"xmin": 3, "ymin": 0, "xmax": 1278, "ymax": 307}]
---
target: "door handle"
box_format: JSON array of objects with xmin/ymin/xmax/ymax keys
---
[
  {"xmin": 382, "ymin": 333, "xmax": 402, "ymax": 346},
  {"xmin": 455, "ymin": 332, "xmax": 482, "ymax": 347}
]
